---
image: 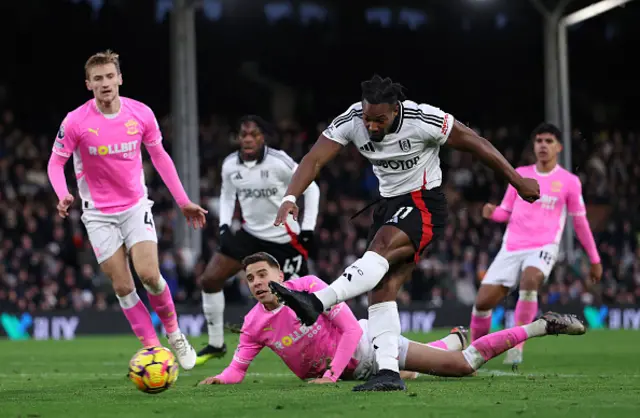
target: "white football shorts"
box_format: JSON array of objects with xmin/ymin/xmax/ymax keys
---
[
  {"xmin": 352, "ymin": 319, "xmax": 410, "ymax": 381},
  {"xmin": 81, "ymin": 199, "xmax": 158, "ymax": 264},
  {"xmin": 481, "ymin": 243, "xmax": 559, "ymax": 289}
]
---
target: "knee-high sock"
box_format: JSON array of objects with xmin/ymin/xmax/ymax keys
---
[
  {"xmin": 314, "ymin": 251, "xmax": 389, "ymax": 309},
  {"xmin": 470, "ymin": 306, "xmax": 492, "ymax": 342},
  {"xmin": 513, "ymin": 290, "xmax": 538, "ymax": 350},
  {"xmin": 146, "ymin": 276, "xmax": 179, "ymax": 335},
  {"xmin": 117, "ymin": 290, "xmax": 161, "ymax": 347},
  {"xmin": 369, "ymin": 301, "xmax": 401, "ymax": 373},
  {"xmin": 462, "ymin": 321, "xmax": 546, "ymax": 370},
  {"xmin": 202, "ymin": 290, "xmax": 225, "ymax": 347}
]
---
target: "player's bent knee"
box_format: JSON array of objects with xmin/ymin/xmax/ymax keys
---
[
  {"xmin": 443, "ymin": 355, "xmax": 474, "ymax": 377},
  {"xmin": 474, "ymin": 285, "xmax": 508, "ymax": 311},
  {"xmin": 473, "ymin": 300, "xmax": 495, "ymax": 313},
  {"xmin": 368, "ymin": 226, "xmax": 414, "ymax": 263},
  {"xmin": 521, "ymin": 267, "xmax": 544, "ymax": 290},
  {"xmin": 111, "ymin": 280, "xmax": 136, "ymax": 297},
  {"xmin": 136, "ymin": 264, "xmax": 161, "ymax": 286},
  {"xmin": 472, "ymin": 306, "xmax": 493, "ymax": 317},
  {"xmin": 200, "ymin": 274, "xmax": 225, "ymax": 293},
  {"xmin": 457, "ymin": 363, "xmax": 475, "ymax": 377}
]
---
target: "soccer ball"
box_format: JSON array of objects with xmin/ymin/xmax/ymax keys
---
[{"xmin": 128, "ymin": 346, "xmax": 179, "ymax": 394}]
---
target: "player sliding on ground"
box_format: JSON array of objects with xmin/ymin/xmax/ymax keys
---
[
  {"xmin": 198, "ymin": 252, "xmax": 586, "ymax": 385},
  {"xmin": 268, "ymin": 74, "xmax": 540, "ymax": 391},
  {"xmin": 471, "ymin": 123, "xmax": 602, "ymax": 368},
  {"xmin": 46, "ymin": 50, "xmax": 207, "ymax": 370}
]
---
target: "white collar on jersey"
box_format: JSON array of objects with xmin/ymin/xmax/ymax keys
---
[
  {"xmin": 534, "ymin": 164, "xmax": 560, "ymax": 177},
  {"xmin": 237, "ymin": 145, "xmax": 268, "ymax": 165},
  {"xmin": 387, "ymin": 101, "xmax": 405, "ymax": 135},
  {"xmin": 261, "ymin": 302, "xmax": 284, "ymax": 314},
  {"xmin": 93, "ymin": 98, "xmax": 121, "ymax": 119}
]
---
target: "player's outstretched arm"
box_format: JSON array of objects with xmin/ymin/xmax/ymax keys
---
[
  {"xmin": 483, "ymin": 184, "xmax": 517, "ymax": 223},
  {"xmin": 218, "ymin": 160, "xmax": 238, "ymax": 231},
  {"xmin": 47, "ymin": 153, "xmax": 75, "ymax": 218},
  {"xmin": 145, "ymin": 143, "xmax": 208, "ymax": 228},
  {"xmin": 198, "ymin": 331, "xmax": 264, "ymax": 385},
  {"xmin": 274, "ymin": 135, "xmax": 342, "ymax": 226},
  {"xmin": 48, "ymin": 118, "xmax": 78, "ymax": 219},
  {"xmin": 446, "ymin": 122, "xmax": 540, "ymax": 203},
  {"xmin": 307, "ymin": 278, "xmax": 363, "ymax": 383},
  {"xmin": 567, "ymin": 177, "xmax": 602, "ymax": 283}
]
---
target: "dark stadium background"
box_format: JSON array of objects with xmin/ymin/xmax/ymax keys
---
[{"xmin": 0, "ymin": 0, "xmax": 638, "ymax": 338}]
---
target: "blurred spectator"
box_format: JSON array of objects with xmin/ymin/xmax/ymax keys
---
[{"xmin": 0, "ymin": 102, "xmax": 638, "ymax": 312}]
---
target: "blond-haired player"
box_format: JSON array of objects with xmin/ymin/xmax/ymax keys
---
[{"xmin": 47, "ymin": 50, "xmax": 206, "ymax": 369}]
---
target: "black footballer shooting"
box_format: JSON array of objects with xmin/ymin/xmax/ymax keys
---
[{"xmin": 270, "ymin": 74, "xmax": 540, "ymax": 392}]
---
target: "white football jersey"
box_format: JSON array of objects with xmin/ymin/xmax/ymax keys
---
[
  {"xmin": 322, "ymin": 100, "xmax": 454, "ymax": 197},
  {"xmin": 219, "ymin": 147, "xmax": 320, "ymax": 244}
]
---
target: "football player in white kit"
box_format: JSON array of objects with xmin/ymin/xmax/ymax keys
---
[
  {"xmin": 268, "ymin": 75, "xmax": 540, "ymax": 391},
  {"xmin": 196, "ymin": 115, "xmax": 320, "ymax": 365}
]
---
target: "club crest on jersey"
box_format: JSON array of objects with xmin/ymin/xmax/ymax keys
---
[
  {"xmin": 551, "ymin": 181, "xmax": 563, "ymax": 192},
  {"xmin": 398, "ymin": 138, "xmax": 411, "ymax": 152},
  {"xmin": 125, "ymin": 119, "xmax": 139, "ymax": 135}
]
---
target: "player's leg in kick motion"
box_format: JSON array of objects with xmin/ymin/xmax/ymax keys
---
[
  {"xmin": 269, "ymin": 75, "xmax": 540, "ymax": 391},
  {"xmin": 401, "ymin": 312, "xmax": 585, "ymax": 378}
]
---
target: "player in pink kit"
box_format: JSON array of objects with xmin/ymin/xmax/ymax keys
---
[
  {"xmin": 471, "ymin": 123, "xmax": 602, "ymax": 367},
  {"xmin": 46, "ymin": 50, "xmax": 207, "ymax": 370},
  {"xmin": 198, "ymin": 252, "xmax": 586, "ymax": 385}
]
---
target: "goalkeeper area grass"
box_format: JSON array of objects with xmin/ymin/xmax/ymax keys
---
[{"xmin": 1, "ymin": 330, "xmax": 638, "ymax": 418}]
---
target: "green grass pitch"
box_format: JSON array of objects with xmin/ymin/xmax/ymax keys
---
[{"xmin": 1, "ymin": 330, "xmax": 639, "ymax": 418}]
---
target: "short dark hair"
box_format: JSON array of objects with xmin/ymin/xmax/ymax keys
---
[
  {"xmin": 361, "ymin": 74, "xmax": 406, "ymax": 105},
  {"xmin": 531, "ymin": 122, "xmax": 562, "ymax": 142},
  {"xmin": 242, "ymin": 252, "xmax": 280, "ymax": 271},
  {"xmin": 238, "ymin": 115, "xmax": 276, "ymax": 139}
]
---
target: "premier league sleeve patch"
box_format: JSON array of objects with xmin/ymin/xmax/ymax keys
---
[{"xmin": 57, "ymin": 124, "xmax": 65, "ymax": 139}]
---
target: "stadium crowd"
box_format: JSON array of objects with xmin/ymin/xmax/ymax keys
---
[{"xmin": 0, "ymin": 105, "xmax": 638, "ymax": 313}]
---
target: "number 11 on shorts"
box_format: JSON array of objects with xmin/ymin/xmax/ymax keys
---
[{"xmin": 392, "ymin": 207, "xmax": 413, "ymax": 219}]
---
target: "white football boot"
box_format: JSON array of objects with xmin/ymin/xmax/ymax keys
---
[{"xmin": 168, "ymin": 332, "xmax": 197, "ymax": 370}]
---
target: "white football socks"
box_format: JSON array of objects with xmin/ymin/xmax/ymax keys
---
[
  {"xmin": 314, "ymin": 251, "xmax": 390, "ymax": 310},
  {"xmin": 202, "ymin": 290, "xmax": 225, "ymax": 347},
  {"xmin": 522, "ymin": 319, "xmax": 547, "ymax": 338},
  {"xmin": 369, "ymin": 301, "xmax": 401, "ymax": 373}
]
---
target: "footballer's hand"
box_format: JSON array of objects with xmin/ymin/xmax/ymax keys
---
[
  {"xmin": 57, "ymin": 194, "xmax": 75, "ymax": 218},
  {"xmin": 308, "ymin": 377, "xmax": 336, "ymax": 384},
  {"xmin": 515, "ymin": 178, "xmax": 540, "ymax": 203},
  {"xmin": 482, "ymin": 203, "xmax": 496, "ymax": 219},
  {"xmin": 589, "ymin": 263, "xmax": 603, "ymax": 284},
  {"xmin": 199, "ymin": 376, "xmax": 223, "ymax": 385},
  {"xmin": 181, "ymin": 202, "xmax": 208, "ymax": 229},
  {"xmin": 274, "ymin": 201, "xmax": 299, "ymax": 226}
]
